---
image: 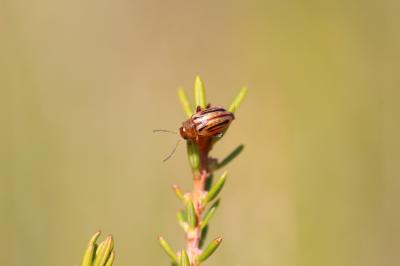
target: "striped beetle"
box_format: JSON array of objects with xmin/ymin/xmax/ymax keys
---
[
  {"xmin": 180, "ymin": 106, "xmax": 235, "ymax": 141},
  {"xmin": 153, "ymin": 105, "xmax": 234, "ymax": 161}
]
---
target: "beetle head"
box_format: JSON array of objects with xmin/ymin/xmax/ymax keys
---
[{"xmin": 180, "ymin": 120, "xmax": 197, "ymax": 140}]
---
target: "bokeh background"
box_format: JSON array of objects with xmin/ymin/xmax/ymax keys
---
[{"xmin": 2, "ymin": 0, "xmax": 399, "ymax": 265}]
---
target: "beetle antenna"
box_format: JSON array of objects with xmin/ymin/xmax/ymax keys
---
[
  {"xmin": 163, "ymin": 139, "xmax": 181, "ymax": 162},
  {"xmin": 153, "ymin": 129, "xmax": 177, "ymax": 134}
]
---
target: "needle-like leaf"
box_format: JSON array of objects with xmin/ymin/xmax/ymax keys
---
[
  {"xmin": 177, "ymin": 210, "xmax": 188, "ymax": 231},
  {"xmin": 180, "ymin": 250, "xmax": 190, "ymax": 266},
  {"xmin": 93, "ymin": 235, "xmax": 113, "ymax": 266},
  {"xmin": 89, "ymin": 231, "xmax": 102, "ymax": 246},
  {"xmin": 216, "ymin": 145, "xmax": 244, "ymax": 170},
  {"xmin": 199, "ymin": 225, "xmax": 208, "ymax": 249},
  {"xmin": 81, "ymin": 243, "xmax": 95, "ymax": 266},
  {"xmin": 104, "ymin": 251, "xmax": 115, "ymax": 266},
  {"xmin": 200, "ymin": 200, "xmax": 220, "ymax": 230},
  {"xmin": 158, "ymin": 236, "xmax": 178, "ymax": 263},
  {"xmin": 197, "ymin": 237, "xmax": 223, "ymax": 262},
  {"xmin": 187, "ymin": 141, "xmax": 200, "ymax": 172},
  {"xmin": 172, "ymin": 185, "xmax": 186, "ymax": 203},
  {"xmin": 229, "ymin": 87, "xmax": 248, "ymax": 113},
  {"xmin": 204, "ymin": 171, "xmax": 227, "ymax": 205},
  {"xmin": 82, "ymin": 231, "xmax": 102, "ymax": 266},
  {"xmin": 194, "ymin": 76, "xmax": 207, "ymax": 109},
  {"xmin": 178, "ymin": 88, "xmax": 194, "ymax": 117},
  {"xmin": 186, "ymin": 199, "xmax": 197, "ymax": 229}
]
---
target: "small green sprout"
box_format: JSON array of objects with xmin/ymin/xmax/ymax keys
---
[{"xmin": 81, "ymin": 231, "xmax": 115, "ymax": 266}]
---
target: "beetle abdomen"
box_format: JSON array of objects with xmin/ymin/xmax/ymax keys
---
[{"xmin": 192, "ymin": 107, "xmax": 234, "ymax": 137}]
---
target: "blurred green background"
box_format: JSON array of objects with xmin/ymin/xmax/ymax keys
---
[{"xmin": 1, "ymin": 0, "xmax": 399, "ymax": 265}]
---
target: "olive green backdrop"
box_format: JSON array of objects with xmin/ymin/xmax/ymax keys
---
[{"xmin": 1, "ymin": 0, "xmax": 399, "ymax": 265}]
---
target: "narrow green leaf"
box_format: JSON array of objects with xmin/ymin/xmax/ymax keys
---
[
  {"xmin": 216, "ymin": 145, "xmax": 244, "ymax": 170},
  {"xmin": 204, "ymin": 173, "xmax": 214, "ymax": 191},
  {"xmin": 180, "ymin": 250, "xmax": 190, "ymax": 266},
  {"xmin": 197, "ymin": 237, "xmax": 223, "ymax": 262},
  {"xmin": 204, "ymin": 171, "xmax": 227, "ymax": 204},
  {"xmin": 171, "ymin": 262, "xmax": 179, "ymax": 266},
  {"xmin": 200, "ymin": 200, "xmax": 220, "ymax": 230},
  {"xmin": 82, "ymin": 231, "xmax": 101, "ymax": 266},
  {"xmin": 88, "ymin": 231, "xmax": 102, "ymax": 246},
  {"xmin": 93, "ymin": 235, "xmax": 113, "ymax": 266},
  {"xmin": 177, "ymin": 210, "xmax": 188, "ymax": 231},
  {"xmin": 187, "ymin": 141, "xmax": 200, "ymax": 172},
  {"xmin": 178, "ymin": 88, "xmax": 194, "ymax": 117},
  {"xmin": 199, "ymin": 225, "xmax": 208, "ymax": 248},
  {"xmin": 158, "ymin": 236, "xmax": 178, "ymax": 263},
  {"xmin": 186, "ymin": 199, "xmax": 197, "ymax": 229},
  {"xmin": 81, "ymin": 244, "xmax": 95, "ymax": 266},
  {"xmin": 228, "ymin": 87, "xmax": 248, "ymax": 113},
  {"xmin": 194, "ymin": 76, "xmax": 207, "ymax": 109},
  {"xmin": 172, "ymin": 185, "xmax": 186, "ymax": 203},
  {"xmin": 94, "ymin": 240, "xmax": 106, "ymax": 257},
  {"xmin": 104, "ymin": 251, "xmax": 115, "ymax": 266}
]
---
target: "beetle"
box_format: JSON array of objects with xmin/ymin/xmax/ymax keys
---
[{"xmin": 179, "ymin": 106, "xmax": 235, "ymax": 141}]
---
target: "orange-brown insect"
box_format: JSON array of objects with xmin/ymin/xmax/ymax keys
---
[
  {"xmin": 180, "ymin": 106, "xmax": 235, "ymax": 141},
  {"xmin": 154, "ymin": 106, "xmax": 234, "ymax": 161}
]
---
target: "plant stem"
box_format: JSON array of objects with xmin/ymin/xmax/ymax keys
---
[{"xmin": 186, "ymin": 137, "xmax": 212, "ymax": 265}]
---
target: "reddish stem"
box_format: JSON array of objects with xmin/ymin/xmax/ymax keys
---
[{"xmin": 186, "ymin": 137, "xmax": 212, "ymax": 265}]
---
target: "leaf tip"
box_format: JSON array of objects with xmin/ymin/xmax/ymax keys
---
[{"xmin": 229, "ymin": 87, "xmax": 248, "ymax": 113}]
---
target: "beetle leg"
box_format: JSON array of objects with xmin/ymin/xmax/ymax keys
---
[{"xmin": 196, "ymin": 106, "xmax": 202, "ymax": 112}]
